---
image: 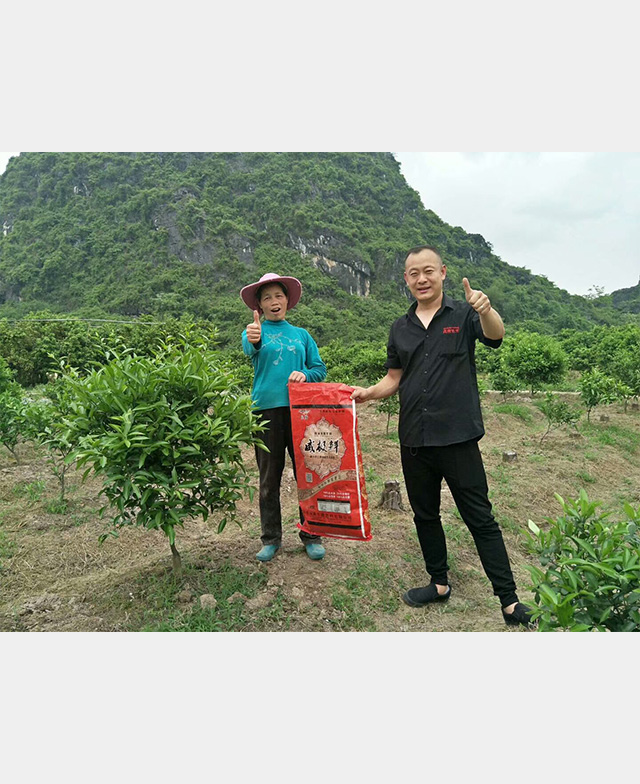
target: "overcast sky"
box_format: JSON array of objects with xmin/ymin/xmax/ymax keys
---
[
  {"xmin": 394, "ymin": 152, "xmax": 640, "ymax": 297},
  {"xmin": 2, "ymin": 151, "xmax": 638, "ymax": 297}
]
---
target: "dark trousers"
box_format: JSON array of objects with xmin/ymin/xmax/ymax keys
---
[
  {"xmin": 254, "ymin": 407, "xmax": 320, "ymax": 547},
  {"xmin": 400, "ymin": 439, "xmax": 518, "ymax": 607}
]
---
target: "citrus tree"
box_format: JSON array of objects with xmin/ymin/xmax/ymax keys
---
[
  {"xmin": 377, "ymin": 395, "xmax": 400, "ymax": 436},
  {"xmin": 60, "ymin": 340, "xmax": 265, "ymax": 578},
  {"xmin": 22, "ymin": 382, "xmax": 76, "ymax": 510},
  {"xmin": 489, "ymin": 360, "xmax": 520, "ymax": 400},
  {"xmin": 578, "ymin": 368, "xmax": 619, "ymax": 422},
  {"xmin": 502, "ymin": 332, "xmax": 567, "ymax": 396},
  {"xmin": 608, "ymin": 349, "xmax": 640, "ymax": 411},
  {"xmin": 322, "ymin": 339, "xmax": 386, "ymax": 386},
  {"xmin": 537, "ymin": 392, "xmax": 581, "ymax": 441}
]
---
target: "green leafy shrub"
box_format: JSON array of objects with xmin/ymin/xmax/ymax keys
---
[
  {"xmin": 0, "ymin": 391, "xmax": 24, "ymax": 462},
  {"xmin": 216, "ymin": 348, "xmax": 254, "ymax": 394},
  {"xmin": 0, "ymin": 315, "xmax": 221, "ymax": 387},
  {"xmin": 0, "ymin": 356, "xmax": 25, "ymax": 461},
  {"xmin": 0, "ymin": 354, "xmax": 16, "ymax": 393},
  {"xmin": 23, "ymin": 386, "xmax": 75, "ymax": 505},
  {"xmin": 489, "ymin": 362, "xmax": 520, "ymax": 400},
  {"xmin": 502, "ymin": 332, "xmax": 567, "ymax": 396},
  {"xmin": 61, "ymin": 340, "xmax": 265, "ymax": 577},
  {"xmin": 476, "ymin": 374, "xmax": 488, "ymax": 399},
  {"xmin": 578, "ymin": 368, "xmax": 619, "ymax": 422},
  {"xmin": 557, "ymin": 327, "xmax": 601, "ymax": 372},
  {"xmin": 537, "ymin": 392, "xmax": 581, "ymax": 441},
  {"xmin": 322, "ymin": 340, "xmax": 386, "ymax": 386},
  {"xmin": 526, "ymin": 491, "xmax": 640, "ymax": 631},
  {"xmin": 474, "ymin": 342, "xmax": 502, "ymax": 375}
]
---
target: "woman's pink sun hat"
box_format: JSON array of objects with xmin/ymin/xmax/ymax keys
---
[{"xmin": 240, "ymin": 272, "xmax": 303, "ymax": 311}]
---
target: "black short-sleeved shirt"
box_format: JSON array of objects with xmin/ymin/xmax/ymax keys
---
[{"xmin": 385, "ymin": 294, "xmax": 502, "ymax": 448}]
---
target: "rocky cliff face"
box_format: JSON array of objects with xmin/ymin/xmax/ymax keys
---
[{"xmin": 288, "ymin": 233, "xmax": 371, "ymax": 296}]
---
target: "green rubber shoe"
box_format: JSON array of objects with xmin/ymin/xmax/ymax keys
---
[
  {"xmin": 256, "ymin": 545, "xmax": 279, "ymax": 562},
  {"xmin": 305, "ymin": 543, "xmax": 326, "ymax": 560}
]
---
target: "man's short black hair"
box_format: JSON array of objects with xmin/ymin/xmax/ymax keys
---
[
  {"xmin": 257, "ymin": 281, "xmax": 288, "ymax": 301},
  {"xmin": 405, "ymin": 245, "xmax": 443, "ymax": 265}
]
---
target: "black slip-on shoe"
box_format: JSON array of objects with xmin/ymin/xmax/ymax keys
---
[
  {"xmin": 402, "ymin": 583, "xmax": 451, "ymax": 608},
  {"xmin": 502, "ymin": 602, "xmax": 534, "ymax": 627}
]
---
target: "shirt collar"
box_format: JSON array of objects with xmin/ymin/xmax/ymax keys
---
[{"xmin": 408, "ymin": 294, "xmax": 454, "ymax": 323}]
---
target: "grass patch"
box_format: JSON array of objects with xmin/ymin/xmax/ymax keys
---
[
  {"xmin": 495, "ymin": 513, "xmax": 521, "ymax": 535},
  {"xmin": 488, "ymin": 464, "xmax": 513, "ymax": 493},
  {"xmin": 46, "ymin": 499, "xmax": 69, "ymax": 514},
  {"xmin": 587, "ymin": 423, "xmax": 640, "ymax": 455},
  {"xmin": 12, "ymin": 479, "xmax": 47, "ymax": 502},
  {"xmin": 365, "ymin": 465, "xmax": 383, "ymax": 491},
  {"xmin": 575, "ymin": 470, "xmax": 596, "ymax": 484},
  {"xmin": 443, "ymin": 518, "xmax": 472, "ymax": 547},
  {"xmin": 0, "ymin": 528, "xmax": 16, "ymax": 560},
  {"xmin": 66, "ymin": 511, "xmax": 93, "ymax": 527},
  {"xmin": 611, "ymin": 478, "xmax": 640, "ymax": 507},
  {"xmin": 493, "ymin": 403, "xmax": 534, "ymax": 423},
  {"xmin": 0, "ymin": 515, "xmax": 16, "ymax": 571},
  {"xmin": 538, "ymin": 376, "xmax": 580, "ymax": 393},
  {"xmin": 126, "ymin": 559, "xmax": 270, "ymax": 631},
  {"xmin": 400, "ymin": 550, "xmax": 423, "ymax": 566},
  {"xmin": 330, "ymin": 552, "xmax": 401, "ymax": 630}
]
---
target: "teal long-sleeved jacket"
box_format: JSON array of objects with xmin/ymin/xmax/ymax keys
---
[{"xmin": 242, "ymin": 318, "xmax": 327, "ymax": 411}]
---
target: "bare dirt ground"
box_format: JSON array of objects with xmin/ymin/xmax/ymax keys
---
[{"xmin": 1, "ymin": 394, "xmax": 639, "ymax": 633}]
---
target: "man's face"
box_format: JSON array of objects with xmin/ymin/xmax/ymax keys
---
[
  {"xmin": 404, "ymin": 250, "xmax": 446, "ymax": 306},
  {"xmin": 258, "ymin": 283, "xmax": 289, "ymax": 321}
]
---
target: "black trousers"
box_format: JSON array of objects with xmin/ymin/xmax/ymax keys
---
[
  {"xmin": 400, "ymin": 439, "xmax": 518, "ymax": 607},
  {"xmin": 254, "ymin": 407, "xmax": 320, "ymax": 547}
]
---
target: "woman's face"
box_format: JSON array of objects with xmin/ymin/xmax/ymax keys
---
[{"xmin": 258, "ymin": 283, "xmax": 289, "ymax": 321}]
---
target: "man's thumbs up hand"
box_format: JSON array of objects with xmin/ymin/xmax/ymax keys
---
[
  {"xmin": 246, "ymin": 310, "xmax": 262, "ymax": 344},
  {"xmin": 462, "ymin": 277, "xmax": 491, "ymax": 315}
]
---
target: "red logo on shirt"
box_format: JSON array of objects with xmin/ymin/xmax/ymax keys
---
[{"xmin": 443, "ymin": 326, "xmax": 460, "ymax": 334}]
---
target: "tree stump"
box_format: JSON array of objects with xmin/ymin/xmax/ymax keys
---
[
  {"xmin": 378, "ymin": 480, "xmax": 405, "ymax": 511},
  {"xmin": 502, "ymin": 451, "xmax": 517, "ymax": 463}
]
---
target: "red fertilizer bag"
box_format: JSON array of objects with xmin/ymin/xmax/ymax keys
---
[{"xmin": 288, "ymin": 382, "xmax": 372, "ymax": 541}]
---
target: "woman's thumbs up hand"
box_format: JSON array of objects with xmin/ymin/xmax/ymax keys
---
[{"xmin": 246, "ymin": 310, "xmax": 262, "ymax": 344}]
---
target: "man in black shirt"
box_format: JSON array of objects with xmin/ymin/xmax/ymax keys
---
[{"xmin": 351, "ymin": 245, "xmax": 533, "ymax": 628}]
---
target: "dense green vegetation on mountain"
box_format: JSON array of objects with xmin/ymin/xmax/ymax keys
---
[
  {"xmin": 611, "ymin": 281, "xmax": 640, "ymax": 314},
  {"xmin": 0, "ymin": 152, "xmax": 636, "ymax": 349}
]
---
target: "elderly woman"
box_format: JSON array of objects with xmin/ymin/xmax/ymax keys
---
[{"xmin": 241, "ymin": 272, "xmax": 327, "ymax": 562}]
